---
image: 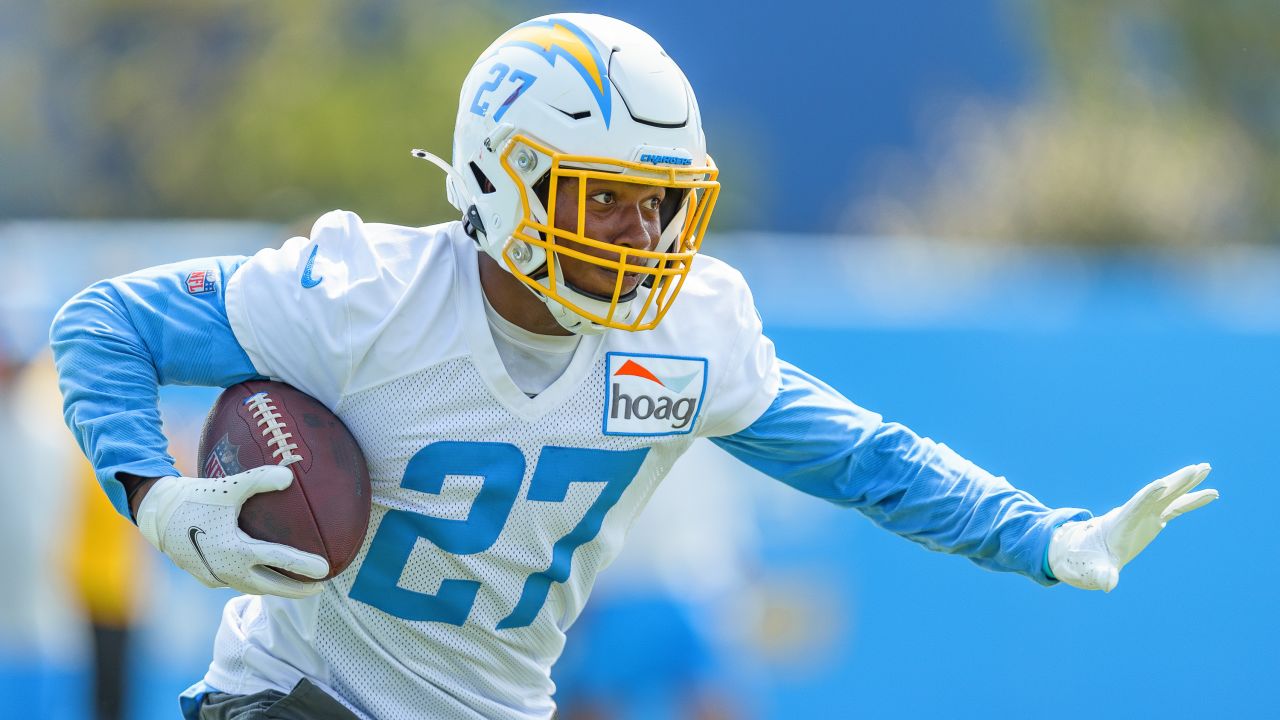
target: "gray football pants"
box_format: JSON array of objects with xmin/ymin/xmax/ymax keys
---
[{"xmin": 198, "ymin": 678, "xmax": 359, "ymax": 720}]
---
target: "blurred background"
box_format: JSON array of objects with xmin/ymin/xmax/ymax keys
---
[{"xmin": 1, "ymin": 0, "xmax": 1276, "ymax": 718}]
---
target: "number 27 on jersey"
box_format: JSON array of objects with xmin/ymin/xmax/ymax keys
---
[{"xmin": 349, "ymin": 441, "xmax": 649, "ymax": 629}]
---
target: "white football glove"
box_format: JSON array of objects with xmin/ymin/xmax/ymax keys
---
[
  {"xmin": 136, "ymin": 466, "xmax": 330, "ymax": 599},
  {"xmin": 1048, "ymin": 463, "xmax": 1218, "ymax": 592}
]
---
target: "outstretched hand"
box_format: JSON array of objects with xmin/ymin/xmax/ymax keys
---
[{"xmin": 1048, "ymin": 463, "xmax": 1218, "ymax": 592}]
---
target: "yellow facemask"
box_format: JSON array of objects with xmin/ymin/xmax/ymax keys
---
[{"xmin": 498, "ymin": 134, "xmax": 720, "ymax": 332}]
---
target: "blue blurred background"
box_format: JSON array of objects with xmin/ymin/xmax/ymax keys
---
[{"xmin": 2, "ymin": 1, "xmax": 1276, "ymax": 718}]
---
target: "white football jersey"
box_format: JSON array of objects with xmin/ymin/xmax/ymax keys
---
[{"xmin": 214, "ymin": 210, "xmax": 779, "ymax": 719}]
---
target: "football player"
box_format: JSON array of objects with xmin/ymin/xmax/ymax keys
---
[{"xmin": 50, "ymin": 13, "xmax": 1218, "ymax": 720}]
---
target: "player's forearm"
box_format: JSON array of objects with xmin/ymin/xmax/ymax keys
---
[
  {"xmin": 49, "ymin": 256, "xmax": 260, "ymax": 518},
  {"xmin": 52, "ymin": 280, "xmax": 185, "ymax": 515},
  {"xmin": 850, "ymin": 427, "xmax": 1090, "ymax": 583},
  {"xmin": 711, "ymin": 360, "xmax": 1090, "ymax": 583}
]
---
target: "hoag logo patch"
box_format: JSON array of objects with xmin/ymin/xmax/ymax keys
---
[{"xmin": 603, "ymin": 352, "xmax": 707, "ymax": 436}]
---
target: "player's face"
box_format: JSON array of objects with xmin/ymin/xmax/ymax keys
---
[{"xmin": 550, "ymin": 177, "xmax": 665, "ymax": 298}]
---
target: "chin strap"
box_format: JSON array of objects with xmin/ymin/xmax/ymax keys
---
[
  {"xmin": 539, "ymin": 256, "xmax": 651, "ymax": 336},
  {"xmin": 546, "ymin": 300, "xmax": 608, "ymax": 335}
]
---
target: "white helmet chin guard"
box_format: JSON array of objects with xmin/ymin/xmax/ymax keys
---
[{"xmin": 414, "ymin": 13, "xmax": 719, "ymax": 334}]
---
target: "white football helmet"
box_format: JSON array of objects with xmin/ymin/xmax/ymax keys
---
[{"xmin": 414, "ymin": 13, "xmax": 719, "ymax": 334}]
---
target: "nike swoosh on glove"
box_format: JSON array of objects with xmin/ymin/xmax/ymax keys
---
[
  {"xmin": 136, "ymin": 466, "xmax": 330, "ymax": 598},
  {"xmin": 1048, "ymin": 463, "xmax": 1218, "ymax": 592}
]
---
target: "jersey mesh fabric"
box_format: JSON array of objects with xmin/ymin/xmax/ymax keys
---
[{"xmin": 209, "ymin": 356, "xmax": 693, "ymax": 719}]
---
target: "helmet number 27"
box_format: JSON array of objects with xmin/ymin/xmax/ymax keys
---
[
  {"xmin": 348, "ymin": 441, "xmax": 649, "ymax": 629},
  {"xmin": 469, "ymin": 63, "xmax": 538, "ymax": 123}
]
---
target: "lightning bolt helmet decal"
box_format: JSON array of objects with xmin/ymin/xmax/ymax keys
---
[{"xmin": 494, "ymin": 17, "xmax": 612, "ymax": 127}]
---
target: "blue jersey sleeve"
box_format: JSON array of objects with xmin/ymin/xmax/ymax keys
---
[
  {"xmin": 709, "ymin": 360, "xmax": 1090, "ymax": 584},
  {"xmin": 49, "ymin": 257, "xmax": 261, "ymax": 517}
]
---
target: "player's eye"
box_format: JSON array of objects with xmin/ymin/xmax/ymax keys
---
[{"xmin": 590, "ymin": 191, "xmax": 615, "ymax": 205}]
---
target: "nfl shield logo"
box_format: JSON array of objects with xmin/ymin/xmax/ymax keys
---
[
  {"xmin": 186, "ymin": 270, "xmax": 216, "ymax": 295},
  {"xmin": 204, "ymin": 434, "xmax": 243, "ymax": 478}
]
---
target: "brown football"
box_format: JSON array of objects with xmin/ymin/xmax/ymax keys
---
[{"xmin": 197, "ymin": 380, "xmax": 371, "ymax": 581}]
